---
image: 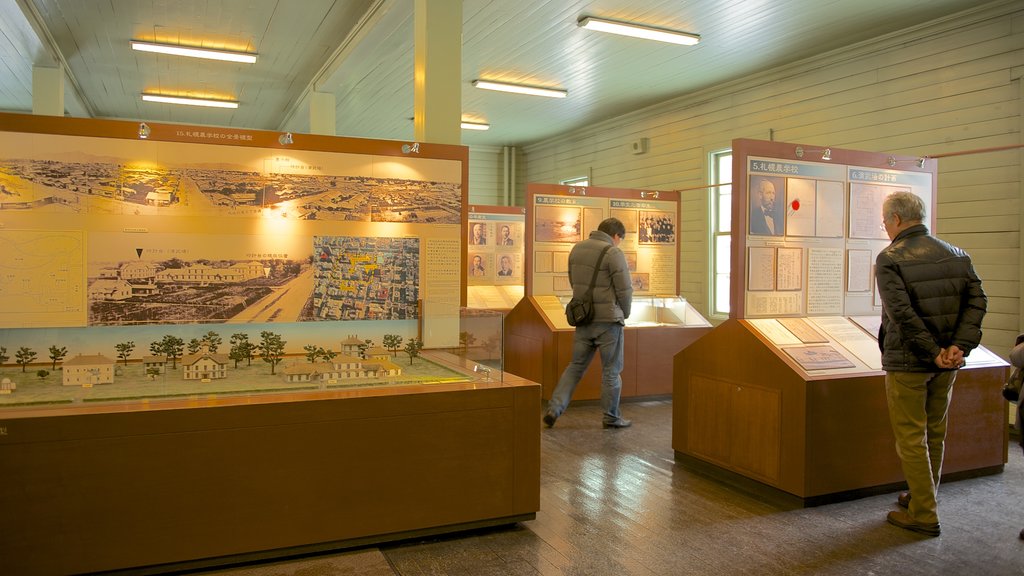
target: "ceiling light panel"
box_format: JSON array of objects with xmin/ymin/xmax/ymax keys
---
[
  {"xmin": 142, "ymin": 94, "xmax": 240, "ymax": 109},
  {"xmin": 472, "ymin": 80, "xmax": 567, "ymax": 98},
  {"xmin": 131, "ymin": 41, "xmax": 258, "ymax": 63},
  {"xmin": 578, "ymin": 17, "xmax": 700, "ymax": 46}
]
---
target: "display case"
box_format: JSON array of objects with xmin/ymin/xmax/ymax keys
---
[
  {"xmin": 505, "ymin": 294, "xmax": 711, "ymax": 400},
  {"xmin": 673, "ymin": 318, "xmax": 1007, "ymax": 505},
  {"xmin": 503, "ymin": 183, "xmax": 713, "ymax": 400},
  {"xmin": 672, "ymin": 139, "xmax": 1007, "ymax": 505},
  {"xmin": 0, "ymin": 307, "xmax": 540, "ymax": 575},
  {"xmin": 0, "ymin": 110, "xmax": 539, "ymax": 575}
]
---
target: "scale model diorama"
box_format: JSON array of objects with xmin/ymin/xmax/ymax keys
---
[{"xmin": 0, "ymin": 330, "xmax": 471, "ymax": 407}]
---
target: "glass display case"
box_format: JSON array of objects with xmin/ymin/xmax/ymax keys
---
[
  {"xmin": 504, "ymin": 295, "xmax": 713, "ymax": 399},
  {"xmin": 0, "ymin": 306, "xmax": 507, "ymax": 414},
  {"xmin": 548, "ymin": 295, "xmax": 713, "ymax": 328}
]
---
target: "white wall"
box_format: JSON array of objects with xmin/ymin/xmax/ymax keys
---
[{"xmin": 517, "ymin": 0, "xmax": 1023, "ymax": 356}]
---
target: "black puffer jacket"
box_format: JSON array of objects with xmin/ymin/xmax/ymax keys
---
[{"xmin": 876, "ymin": 224, "xmax": 986, "ymax": 372}]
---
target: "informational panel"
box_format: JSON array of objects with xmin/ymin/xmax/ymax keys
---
[
  {"xmin": 466, "ymin": 205, "xmax": 526, "ymax": 310},
  {"xmin": 526, "ymin": 183, "xmax": 679, "ymax": 298},
  {"xmin": 0, "ymin": 113, "xmax": 467, "ymax": 360},
  {"xmin": 733, "ymin": 139, "xmax": 936, "ymax": 322}
]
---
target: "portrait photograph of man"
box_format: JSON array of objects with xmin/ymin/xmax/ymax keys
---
[{"xmin": 749, "ymin": 176, "xmax": 785, "ymax": 236}]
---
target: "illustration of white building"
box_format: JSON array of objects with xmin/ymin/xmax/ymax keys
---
[
  {"xmin": 282, "ymin": 362, "xmax": 339, "ymax": 383},
  {"xmin": 181, "ymin": 353, "xmax": 229, "ymax": 380},
  {"xmin": 119, "ymin": 261, "xmax": 159, "ymax": 280},
  {"xmin": 155, "ymin": 261, "xmax": 265, "ymax": 284},
  {"xmin": 143, "ymin": 355, "xmax": 167, "ymax": 374},
  {"xmin": 62, "ymin": 354, "xmax": 115, "ymax": 386},
  {"xmin": 281, "ymin": 351, "xmax": 402, "ymax": 384},
  {"xmin": 88, "ymin": 278, "xmax": 133, "ymax": 301},
  {"xmin": 340, "ymin": 335, "xmax": 363, "ymax": 356}
]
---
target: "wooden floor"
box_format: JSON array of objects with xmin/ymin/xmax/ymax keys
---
[{"xmin": 198, "ymin": 399, "xmax": 1024, "ymax": 576}]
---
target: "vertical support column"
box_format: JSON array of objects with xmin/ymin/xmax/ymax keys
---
[
  {"xmin": 32, "ymin": 65, "xmax": 64, "ymax": 116},
  {"xmin": 310, "ymin": 91, "xmax": 336, "ymax": 136},
  {"xmin": 413, "ymin": 0, "xmax": 462, "ymax": 145}
]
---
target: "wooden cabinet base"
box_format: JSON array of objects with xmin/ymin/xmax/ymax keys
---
[
  {"xmin": 672, "ymin": 319, "xmax": 1008, "ymax": 504},
  {"xmin": 504, "ymin": 296, "xmax": 711, "ymax": 400},
  {"xmin": 0, "ymin": 379, "xmax": 541, "ymax": 575}
]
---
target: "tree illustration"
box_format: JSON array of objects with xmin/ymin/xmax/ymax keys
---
[
  {"xmin": 303, "ymin": 344, "xmax": 320, "ymax": 363},
  {"xmin": 48, "ymin": 345, "xmax": 68, "ymax": 369},
  {"xmin": 15, "ymin": 347, "xmax": 36, "ymax": 372},
  {"xmin": 153, "ymin": 335, "xmax": 185, "ymax": 368},
  {"xmin": 320, "ymin": 348, "xmax": 337, "ymax": 362},
  {"xmin": 0, "ymin": 346, "xmax": 8, "ymax": 366},
  {"xmin": 146, "ymin": 367, "xmax": 161, "ymax": 379},
  {"xmin": 483, "ymin": 333, "xmax": 502, "ymax": 359},
  {"xmin": 383, "ymin": 334, "xmax": 403, "ymax": 356},
  {"xmin": 258, "ymin": 331, "xmax": 286, "ymax": 375},
  {"xmin": 358, "ymin": 339, "xmax": 374, "ymax": 358},
  {"xmin": 114, "ymin": 341, "xmax": 135, "ymax": 366},
  {"xmin": 36, "ymin": 369, "xmax": 49, "ymax": 380},
  {"xmin": 229, "ymin": 333, "xmax": 255, "ymax": 368},
  {"xmin": 187, "ymin": 338, "xmax": 203, "ymax": 355},
  {"xmin": 403, "ymin": 338, "xmax": 424, "ymax": 365},
  {"xmin": 459, "ymin": 331, "xmax": 476, "ymax": 354},
  {"xmin": 201, "ymin": 331, "xmax": 223, "ymax": 353}
]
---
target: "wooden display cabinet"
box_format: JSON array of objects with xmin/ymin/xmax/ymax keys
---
[
  {"xmin": 505, "ymin": 295, "xmax": 711, "ymax": 400},
  {"xmin": 0, "ymin": 354, "xmax": 541, "ymax": 575},
  {"xmin": 672, "ymin": 319, "xmax": 1007, "ymax": 504}
]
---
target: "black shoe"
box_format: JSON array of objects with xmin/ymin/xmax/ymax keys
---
[
  {"xmin": 886, "ymin": 510, "xmax": 940, "ymax": 537},
  {"xmin": 897, "ymin": 492, "xmax": 911, "ymax": 509},
  {"xmin": 543, "ymin": 411, "xmax": 557, "ymax": 428},
  {"xmin": 602, "ymin": 418, "xmax": 632, "ymax": 429}
]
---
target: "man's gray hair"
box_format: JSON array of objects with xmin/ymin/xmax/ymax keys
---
[{"xmin": 883, "ymin": 191, "xmax": 926, "ymax": 223}]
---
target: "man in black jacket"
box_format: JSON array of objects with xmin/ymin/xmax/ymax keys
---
[
  {"xmin": 544, "ymin": 217, "xmax": 633, "ymax": 429},
  {"xmin": 875, "ymin": 191, "xmax": 986, "ymax": 537}
]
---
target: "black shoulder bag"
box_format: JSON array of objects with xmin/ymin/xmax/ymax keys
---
[{"xmin": 565, "ymin": 245, "xmax": 612, "ymax": 327}]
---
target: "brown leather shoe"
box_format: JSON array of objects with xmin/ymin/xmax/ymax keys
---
[
  {"xmin": 887, "ymin": 510, "xmax": 940, "ymax": 536},
  {"xmin": 897, "ymin": 492, "xmax": 911, "ymax": 509}
]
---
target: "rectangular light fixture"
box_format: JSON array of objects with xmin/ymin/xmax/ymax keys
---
[
  {"xmin": 472, "ymin": 80, "xmax": 567, "ymax": 99},
  {"xmin": 460, "ymin": 121, "xmax": 490, "ymax": 131},
  {"xmin": 578, "ymin": 17, "xmax": 700, "ymax": 46},
  {"xmin": 131, "ymin": 40, "xmax": 258, "ymax": 64},
  {"xmin": 142, "ymin": 94, "xmax": 239, "ymax": 109}
]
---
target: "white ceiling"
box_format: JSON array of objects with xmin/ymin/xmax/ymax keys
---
[{"xmin": 0, "ymin": 0, "xmax": 991, "ymax": 148}]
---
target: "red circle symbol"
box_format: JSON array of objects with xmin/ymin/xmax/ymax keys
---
[{"xmin": 791, "ymin": 199, "xmax": 800, "ymax": 211}]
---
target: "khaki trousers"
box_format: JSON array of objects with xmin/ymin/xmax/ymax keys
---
[{"xmin": 884, "ymin": 370, "xmax": 957, "ymax": 525}]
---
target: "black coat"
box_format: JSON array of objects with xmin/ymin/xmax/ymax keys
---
[{"xmin": 875, "ymin": 224, "xmax": 986, "ymax": 372}]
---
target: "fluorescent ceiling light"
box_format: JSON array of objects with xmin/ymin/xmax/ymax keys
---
[
  {"xmin": 578, "ymin": 17, "xmax": 700, "ymax": 46},
  {"xmin": 472, "ymin": 80, "xmax": 567, "ymax": 98},
  {"xmin": 131, "ymin": 40, "xmax": 258, "ymax": 63},
  {"xmin": 142, "ymin": 94, "xmax": 239, "ymax": 109},
  {"xmin": 461, "ymin": 121, "xmax": 490, "ymax": 131}
]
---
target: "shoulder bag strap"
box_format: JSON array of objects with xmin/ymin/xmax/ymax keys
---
[{"xmin": 584, "ymin": 245, "xmax": 612, "ymax": 297}]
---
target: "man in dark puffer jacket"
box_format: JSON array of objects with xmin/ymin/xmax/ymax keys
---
[{"xmin": 875, "ymin": 191, "xmax": 986, "ymax": 537}]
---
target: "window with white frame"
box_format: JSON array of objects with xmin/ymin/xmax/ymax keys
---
[
  {"xmin": 710, "ymin": 150, "xmax": 732, "ymax": 317},
  {"xmin": 560, "ymin": 176, "xmax": 589, "ymax": 187}
]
